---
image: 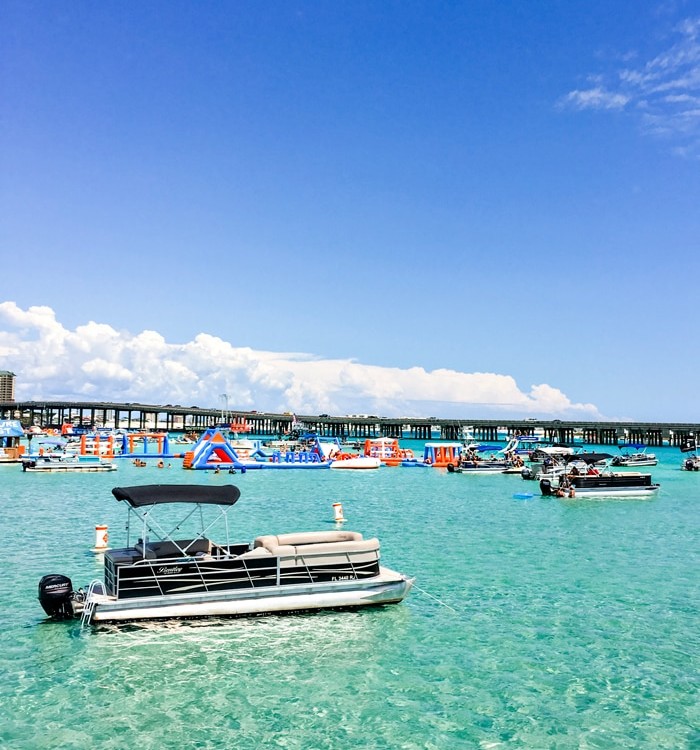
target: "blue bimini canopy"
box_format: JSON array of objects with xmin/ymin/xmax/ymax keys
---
[{"xmin": 0, "ymin": 420, "xmax": 25, "ymax": 438}]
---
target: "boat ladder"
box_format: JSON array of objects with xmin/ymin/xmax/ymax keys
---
[{"xmin": 80, "ymin": 579, "xmax": 104, "ymax": 627}]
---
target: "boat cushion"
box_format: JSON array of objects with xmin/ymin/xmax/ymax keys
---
[
  {"xmin": 237, "ymin": 547, "xmax": 273, "ymax": 559},
  {"xmin": 254, "ymin": 531, "xmax": 363, "ymax": 549},
  {"xmin": 261, "ymin": 538, "xmax": 380, "ymax": 568}
]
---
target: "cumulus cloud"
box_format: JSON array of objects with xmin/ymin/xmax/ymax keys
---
[
  {"xmin": 0, "ymin": 301, "xmax": 602, "ymax": 419},
  {"xmin": 559, "ymin": 15, "xmax": 700, "ymax": 155}
]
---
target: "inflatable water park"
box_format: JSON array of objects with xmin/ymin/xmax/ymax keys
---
[{"xmin": 182, "ymin": 428, "xmax": 338, "ymax": 470}]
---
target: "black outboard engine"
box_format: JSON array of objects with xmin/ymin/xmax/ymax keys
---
[
  {"xmin": 685, "ymin": 458, "xmax": 696, "ymax": 471},
  {"xmin": 539, "ymin": 478, "xmax": 553, "ymax": 496},
  {"xmin": 38, "ymin": 574, "xmax": 75, "ymax": 619},
  {"xmin": 521, "ymin": 466, "xmax": 534, "ymax": 480},
  {"xmin": 612, "ymin": 456, "xmax": 621, "ymax": 466},
  {"xmin": 446, "ymin": 463, "xmax": 456, "ymax": 473}
]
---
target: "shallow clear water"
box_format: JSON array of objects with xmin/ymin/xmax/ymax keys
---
[{"xmin": 1, "ymin": 445, "xmax": 698, "ymax": 748}]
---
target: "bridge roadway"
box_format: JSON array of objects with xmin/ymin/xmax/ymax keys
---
[{"xmin": 1, "ymin": 400, "xmax": 699, "ymax": 447}]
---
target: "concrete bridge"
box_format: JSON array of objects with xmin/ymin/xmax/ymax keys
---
[{"xmin": 1, "ymin": 400, "xmax": 698, "ymax": 447}]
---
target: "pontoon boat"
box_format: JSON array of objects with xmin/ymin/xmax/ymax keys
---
[{"xmin": 38, "ymin": 484, "xmax": 413, "ymax": 624}]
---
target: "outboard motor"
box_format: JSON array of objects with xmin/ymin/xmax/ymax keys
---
[
  {"xmin": 521, "ymin": 466, "xmax": 534, "ymax": 480},
  {"xmin": 446, "ymin": 463, "xmax": 455, "ymax": 473},
  {"xmin": 611, "ymin": 456, "xmax": 621, "ymax": 466},
  {"xmin": 685, "ymin": 459, "xmax": 696, "ymax": 471},
  {"xmin": 539, "ymin": 478, "xmax": 553, "ymax": 496},
  {"xmin": 38, "ymin": 574, "xmax": 76, "ymax": 619}
]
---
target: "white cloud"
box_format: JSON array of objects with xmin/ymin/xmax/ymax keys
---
[
  {"xmin": 559, "ymin": 15, "xmax": 700, "ymax": 155},
  {"xmin": 560, "ymin": 87, "xmax": 630, "ymax": 110},
  {"xmin": 0, "ymin": 301, "xmax": 603, "ymax": 419}
]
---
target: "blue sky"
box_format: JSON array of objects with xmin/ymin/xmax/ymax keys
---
[{"xmin": 1, "ymin": 2, "xmax": 700, "ymax": 421}]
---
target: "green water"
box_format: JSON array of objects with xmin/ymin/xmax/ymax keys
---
[{"xmin": 1, "ymin": 447, "xmax": 698, "ymax": 749}]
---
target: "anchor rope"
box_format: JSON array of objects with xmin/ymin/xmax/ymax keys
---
[{"xmin": 412, "ymin": 584, "xmax": 458, "ymax": 613}]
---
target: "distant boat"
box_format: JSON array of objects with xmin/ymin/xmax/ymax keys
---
[
  {"xmin": 680, "ymin": 436, "xmax": 700, "ymax": 471},
  {"xmin": 0, "ymin": 419, "xmax": 27, "ymax": 463},
  {"xmin": 539, "ymin": 455, "xmax": 659, "ymax": 498},
  {"xmin": 611, "ymin": 444, "xmax": 658, "ymax": 467},
  {"xmin": 21, "ymin": 453, "xmax": 117, "ymax": 473}
]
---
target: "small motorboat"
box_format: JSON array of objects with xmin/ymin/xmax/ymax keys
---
[
  {"xmin": 680, "ymin": 437, "xmax": 700, "ymax": 470},
  {"xmin": 446, "ymin": 439, "xmax": 522, "ymax": 475},
  {"xmin": 611, "ymin": 444, "xmax": 658, "ymax": 467},
  {"xmin": 528, "ymin": 443, "xmax": 575, "ymax": 463},
  {"xmin": 22, "ymin": 453, "xmax": 117, "ymax": 473},
  {"xmin": 446, "ymin": 460, "xmax": 508, "ymax": 475},
  {"xmin": 38, "ymin": 484, "xmax": 413, "ymax": 624}
]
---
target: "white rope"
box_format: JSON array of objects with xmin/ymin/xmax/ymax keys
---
[{"xmin": 412, "ymin": 584, "xmax": 458, "ymax": 613}]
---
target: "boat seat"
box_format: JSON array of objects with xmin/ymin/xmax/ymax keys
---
[
  {"xmin": 134, "ymin": 538, "xmax": 212, "ymax": 559},
  {"xmin": 237, "ymin": 547, "xmax": 273, "ymax": 559},
  {"xmin": 256, "ymin": 537, "xmax": 381, "ymax": 567},
  {"xmin": 253, "ymin": 530, "xmax": 363, "ymax": 550}
]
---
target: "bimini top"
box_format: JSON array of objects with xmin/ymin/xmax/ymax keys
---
[
  {"xmin": 564, "ymin": 452, "xmax": 613, "ymax": 464},
  {"xmin": 112, "ymin": 484, "xmax": 241, "ymax": 508}
]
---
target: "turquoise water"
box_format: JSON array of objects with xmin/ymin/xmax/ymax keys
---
[{"xmin": 1, "ymin": 445, "xmax": 698, "ymax": 749}]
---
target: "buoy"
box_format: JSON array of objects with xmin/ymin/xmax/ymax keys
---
[
  {"xmin": 332, "ymin": 502, "xmax": 346, "ymax": 523},
  {"xmin": 91, "ymin": 524, "xmax": 110, "ymax": 552}
]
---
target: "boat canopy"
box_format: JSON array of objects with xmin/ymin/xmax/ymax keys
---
[
  {"xmin": 565, "ymin": 452, "xmax": 613, "ymax": 464},
  {"xmin": 0, "ymin": 419, "xmax": 25, "ymax": 438},
  {"xmin": 112, "ymin": 484, "xmax": 241, "ymax": 508}
]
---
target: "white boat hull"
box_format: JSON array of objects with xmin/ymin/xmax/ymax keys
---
[
  {"xmin": 23, "ymin": 463, "xmax": 117, "ymax": 473},
  {"xmin": 86, "ymin": 568, "xmax": 413, "ymax": 622},
  {"xmin": 561, "ymin": 486, "xmax": 660, "ymax": 498},
  {"xmin": 615, "ymin": 458, "xmax": 658, "ymax": 467},
  {"xmin": 454, "ymin": 467, "xmax": 507, "ymax": 475},
  {"xmin": 329, "ymin": 457, "xmax": 381, "ymax": 470}
]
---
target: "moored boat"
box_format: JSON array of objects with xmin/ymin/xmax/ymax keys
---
[
  {"xmin": 611, "ymin": 444, "xmax": 658, "ymax": 467},
  {"xmin": 539, "ymin": 460, "xmax": 659, "ymax": 499},
  {"xmin": 0, "ymin": 419, "xmax": 27, "ymax": 463},
  {"xmin": 680, "ymin": 436, "xmax": 700, "ymax": 470},
  {"xmin": 446, "ymin": 461, "xmax": 507, "ymax": 475},
  {"xmin": 22, "ymin": 453, "xmax": 117, "ymax": 473},
  {"xmin": 38, "ymin": 484, "xmax": 413, "ymax": 624}
]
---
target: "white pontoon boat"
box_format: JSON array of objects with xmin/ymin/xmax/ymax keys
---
[{"xmin": 38, "ymin": 484, "xmax": 413, "ymax": 624}]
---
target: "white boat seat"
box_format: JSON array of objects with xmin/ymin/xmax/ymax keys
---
[
  {"xmin": 237, "ymin": 547, "xmax": 273, "ymax": 559},
  {"xmin": 254, "ymin": 535, "xmax": 380, "ymax": 568},
  {"xmin": 253, "ymin": 530, "xmax": 363, "ymax": 549}
]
